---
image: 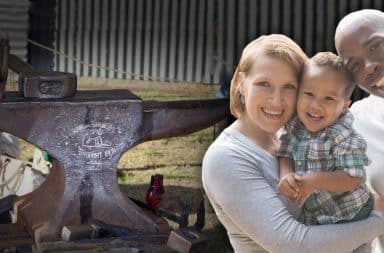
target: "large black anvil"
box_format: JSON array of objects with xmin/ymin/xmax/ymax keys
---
[
  {"xmin": 0, "ymin": 39, "xmax": 230, "ymax": 243},
  {"xmin": 3, "ymin": 90, "xmax": 228, "ymax": 242}
]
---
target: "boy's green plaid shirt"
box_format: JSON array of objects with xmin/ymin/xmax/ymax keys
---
[{"xmin": 277, "ymin": 111, "xmax": 371, "ymax": 225}]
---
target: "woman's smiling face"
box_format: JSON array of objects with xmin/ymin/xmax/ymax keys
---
[{"xmin": 239, "ymin": 54, "xmax": 298, "ymax": 133}]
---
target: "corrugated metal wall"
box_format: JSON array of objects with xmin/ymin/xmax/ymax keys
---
[
  {"xmin": 0, "ymin": 0, "xmax": 29, "ymax": 61},
  {"xmin": 54, "ymin": 0, "xmax": 384, "ymax": 84},
  {"xmin": 55, "ymin": 0, "xmax": 218, "ymax": 83}
]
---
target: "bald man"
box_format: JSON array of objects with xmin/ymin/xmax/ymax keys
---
[{"xmin": 335, "ymin": 9, "xmax": 384, "ymax": 253}]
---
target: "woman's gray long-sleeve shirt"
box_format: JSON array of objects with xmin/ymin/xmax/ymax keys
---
[{"xmin": 202, "ymin": 126, "xmax": 384, "ymax": 253}]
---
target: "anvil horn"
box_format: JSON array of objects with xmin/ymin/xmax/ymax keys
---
[{"xmin": 140, "ymin": 99, "xmax": 230, "ymax": 142}]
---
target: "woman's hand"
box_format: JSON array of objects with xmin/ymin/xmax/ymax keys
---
[
  {"xmin": 278, "ymin": 173, "xmax": 299, "ymax": 200},
  {"xmin": 373, "ymin": 192, "xmax": 384, "ymax": 215}
]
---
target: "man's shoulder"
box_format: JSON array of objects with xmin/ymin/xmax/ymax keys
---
[
  {"xmin": 351, "ymin": 95, "xmax": 383, "ymax": 114},
  {"xmin": 351, "ymin": 96, "xmax": 384, "ymax": 129}
]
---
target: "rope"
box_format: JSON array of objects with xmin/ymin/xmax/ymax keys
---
[{"xmin": 27, "ymin": 39, "xmax": 232, "ymax": 84}]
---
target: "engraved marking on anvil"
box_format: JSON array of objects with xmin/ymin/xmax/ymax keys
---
[{"xmin": 72, "ymin": 122, "xmax": 123, "ymax": 166}]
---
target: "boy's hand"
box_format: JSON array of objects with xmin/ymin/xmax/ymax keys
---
[
  {"xmin": 278, "ymin": 173, "xmax": 299, "ymax": 199},
  {"xmin": 294, "ymin": 174, "xmax": 315, "ymax": 207}
]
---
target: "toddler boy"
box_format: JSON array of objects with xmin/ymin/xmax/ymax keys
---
[{"xmin": 277, "ymin": 52, "xmax": 372, "ymax": 227}]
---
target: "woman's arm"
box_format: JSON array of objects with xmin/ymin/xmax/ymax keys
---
[{"xmin": 203, "ymin": 145, "xmax": 384, "ymax": 253}]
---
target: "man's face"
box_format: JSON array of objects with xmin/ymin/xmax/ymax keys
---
[{"xmin": 335, "ymin": 19, "xmax": 384, "ymax": 97}]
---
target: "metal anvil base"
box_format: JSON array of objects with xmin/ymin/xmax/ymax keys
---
[{"xmin": 0, "ymin": 90, "xmax": 229, "ymax": 243}]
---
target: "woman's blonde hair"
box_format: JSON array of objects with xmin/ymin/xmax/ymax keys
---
[{"xmin": 230, "ymin": 34, "xmax": 308, "ymax": 118}]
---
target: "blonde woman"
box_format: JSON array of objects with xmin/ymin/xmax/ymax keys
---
[{"xmin": 203, "ymin": 34, "xmax": 384, "ymax": 253}]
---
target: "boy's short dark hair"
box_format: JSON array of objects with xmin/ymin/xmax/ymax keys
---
[{"xmin": 307, "ymin": 52, "xmax": 355, "ymax": 98}]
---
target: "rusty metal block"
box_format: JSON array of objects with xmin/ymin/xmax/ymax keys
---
[
  {"xmin": 18, "ymin": 71, "xmax": 77, "ymax": 99},
  {"xmin": 61, "ymin": 224, "xmax": 99, "ymax": 241},
  {"xmin": 166, "ymin": 228, "xmax": 207, "ymax": 253}
]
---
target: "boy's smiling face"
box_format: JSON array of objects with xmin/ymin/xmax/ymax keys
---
[{"xmin": 297, "ymin": 64, "xmax": 351, "ymax": 133}]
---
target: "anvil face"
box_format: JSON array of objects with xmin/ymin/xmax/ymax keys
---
[
  {"xmin": 33, "ymin": 93, "xmax": 142, "ymax": 169},
  {"xmin": 2, "ymin": 90, "xmax": 143, "ymax": 167}
]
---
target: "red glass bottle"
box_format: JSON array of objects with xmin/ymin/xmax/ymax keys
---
[{"xmin": 146, "ymin": 174, "xmax": 165, "ymax": 209}]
